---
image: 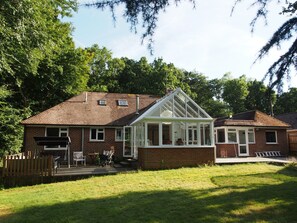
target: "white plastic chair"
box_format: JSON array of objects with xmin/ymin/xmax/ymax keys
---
[{"xmin": 73, "ymin": 151, "xmax": 86, "ymax": 166}]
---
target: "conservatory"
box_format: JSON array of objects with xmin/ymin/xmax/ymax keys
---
[{"xmin": 123, "ymin": 88, "xmax": 215, "ymax": 169}]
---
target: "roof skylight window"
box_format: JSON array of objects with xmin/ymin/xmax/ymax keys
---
[
  {"xmin": 118, "ymin": 99, "xmax": 128, "ymax": 106},
  {"xmin": 98, "ymin": 100, "xmax": 106, "ymax": 106}
]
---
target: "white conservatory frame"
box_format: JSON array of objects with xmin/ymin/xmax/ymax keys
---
[{"xmin": 123, "ymin": 88, "xmax": 215, "ymax": 158}]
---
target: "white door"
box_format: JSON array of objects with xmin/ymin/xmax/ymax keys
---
[
  {"xmin": 238, "ymin": 130, "xmax": 249, "ymax": 156},
  {"xmin": 123, "ymin": 126, "xmax": 133, "ymax": 157}
]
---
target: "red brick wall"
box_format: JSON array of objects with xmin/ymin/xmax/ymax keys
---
[
  {"xmin": 24, "ymin": 126, "xmax": 45, "ymax": 154},
  {"xmin": 216, "ymin": 128, "xmax": 289, "ymax": 157},
  {"xmin": 216, "ymin": 144, "xmax": 238, "ymax": 157},
  {"xmin": 23, "ymin": 126, "xmax": 124, "ymax": 162},
  {"xmin": 138, "ymin": 147, "xmax": 215, "ymax": 170},
  {"xmin": 82, "ymin": 127, "xmax": 124, "ymax": 162}
]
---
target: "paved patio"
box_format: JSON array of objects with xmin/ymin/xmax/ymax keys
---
[{"xmin": 215, "ymin": 156, "xmax": 297, "ymax": 164}]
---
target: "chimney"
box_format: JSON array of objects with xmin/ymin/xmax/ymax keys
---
[
  {"xmin": 136, "ymin": 95, "xmax": 139, "ymax": 114},
  {"xmin": 84, "ymin": 92, "xmax": 88, "ymax": 103}
]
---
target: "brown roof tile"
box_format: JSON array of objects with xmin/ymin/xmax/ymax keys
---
[
  {"xmin": 22, "ymin": 92, "xmax": 159, "ymax": 126},
  {"xmin": 215, "ymin": 110, "xmax": 290, "ymax": 128},
  {"xmin": 276, "ymin": 112, "xmax": 297, "ymax": 129}
]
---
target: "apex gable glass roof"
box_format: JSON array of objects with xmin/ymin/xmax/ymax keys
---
[{"xmin": 149, "ymin": 91, "xmax": 209, "ymax": 119}]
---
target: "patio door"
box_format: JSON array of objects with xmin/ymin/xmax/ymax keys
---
[
  {"xmin": 123, "ymin": 126, "xmax": 133, "ymax": 157},
  {"xmin": 238, "ymin": 130, "xmax": 249, "ymax": 156}
]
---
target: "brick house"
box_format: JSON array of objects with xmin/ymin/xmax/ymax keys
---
[
  {"xmin": 22, "ymin": 88, "xmax": 215, "ymax": 169},
  {"xmin": 214, "ymin": 110, "xmax": 291, "ymax": 158}
]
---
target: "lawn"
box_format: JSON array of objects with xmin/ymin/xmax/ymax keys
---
[{"xmin": 1, "ymin": 163, "xmax": 297, "ymax": 223}]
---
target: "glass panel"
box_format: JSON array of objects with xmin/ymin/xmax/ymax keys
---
[
  {"xmin": 116, "ymin": 129, "xmax": 123, "ymax": 141},
  {"xmin": 148, "ymin": 124, "xmax": 159, "ymax": 146},
  {"xmin": 204, "ymin": 124, "xmax": 211, "ymax": 145},
  {"xmin": 228, "ymin": 130, "xmax": 237, "ymax": 143},
  {"xmin": 188, "ymin": 124, "xmax": 198, "ymax": 145},
  {"xmin": 186, "ymin": 100, "xmax": 198, "ymax": 118},
  {"xmin": 162, "ymin": 123, "xmax": 172, "ymax": 145},
  {"xmin": 97, "ymin": 132, "xmax": 104, "ymax": 140},
  {"xmin": 174, "ymin": 122, "xmax": 185, "ymax": 146},
  {"xmin": 266, "ymin": 131, "xmax": 276, "ymax": 143},
  {"xmin": 239, "ymin": 130, "xmax": 246, "ymax": 144},
  {"xmin": 124, "ymin": 127, "xmax": 132, "ymax": 156},
  {"xmin": 91, "ymin": 129, "xmax": 96, "ymax": 140},
  {"xmin": 248, "ymin": 129, "xmax": 255, "ymax": 143},
  {"xmin": 240, "ymin": 145, "xmax": 247, "ymax": 154},
  {"xmin": 217, "ymin": 129, "xmax": 225, "ymax": 143},
  {"xmin": 47, "ymin": 128, "xmax": 59, "ymax": 136}
]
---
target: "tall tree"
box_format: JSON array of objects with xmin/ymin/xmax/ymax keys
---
[
  {"xmin": 274, "ymin": 87, "xmax": 297, "ymax": 114},
  {"xmin": 87, "ymin": 0, "xmax": 296, "ymax": 89},
  {"xmin": 0, "ymin": 0, "xmax": 90, "ymax": 112},
  {"xmin": 0, "ymin": 87, "xmax": 28, "ymax": 157},
  {"xmin": 87, "ymin": 44, "xmax": 124, "ymax": 92},
  {"xmin": 233, "ymin": 0, "xmax": 297, "ymax": 91},
  {"xmin": 222, "ymin": 75, "xmax": 249, "ymax": 114},
  {"xmin": 245, "ymin": 80, "xmax": 276, "ymax": 114}
]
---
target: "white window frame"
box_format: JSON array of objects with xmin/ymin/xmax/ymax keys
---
[
  {"xmin": 265, "ymin": 130, "xmax": 277, "ymax": 144},
  {"xmin": 45, "ymin": 127, "xmax": 69, "ymax": 150},
  {"xmin": 227, "ymin": 128, "xmax": 237, "ymax": 143},
  {"xmin": 90, "ymin": 128, "xmax": 105, "ymax": 141},
  {"xmin": 115, "ymin": 128, "xmax": 123, "ymax": 141},
  {"xmin": 248, "ymin": 128, "xmax": 255, "ymax": 144},
  {"xmin": 216, "ymin": 128, "xmax": 226, "ymax": 144}
]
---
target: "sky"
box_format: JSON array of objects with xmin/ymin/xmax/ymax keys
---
[{"xmin": 65, "ymin": 0, "xmax": 296, "ymax": 90}]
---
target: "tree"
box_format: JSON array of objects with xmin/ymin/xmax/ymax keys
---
[
  {"xmin": 87, "ymin": 0, "xmax": 296, "ymax": 89},
  {"xmin": 87, "ymin": 44, "xmax": 125, "ymax": 92},
  {"xmin": 233, "ymin": 0, "xmax": 297, "ymax": 91},
  {"xmin": 0, "ymin": 0, "xmax": 77, "ymax": 81},
  {"xmin": 274, "ymin": 87, "xmax": 297, "ymax": 114},
  {"xmin": 245, "ymin": 80, "xmax": 276, "ymax": 114},
  {"xmin": 0, "ymin": 87, "xmax": 28, "ymax": 157},
  {"xmin": 222, "ymin": 75, "xmax": 249, "ymax": 114}
]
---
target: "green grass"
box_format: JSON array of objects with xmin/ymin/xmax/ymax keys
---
[{"xmin": 1, "ymin": 163, "xmax": 297, "ymax": 223}]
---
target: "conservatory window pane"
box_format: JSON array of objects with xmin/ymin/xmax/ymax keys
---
[
  {"xmin": 188, "ymin": 123, "xmax": 198, "ymax": 145},
  {"xmin": 162, "ymin": 123, "xmax": 172, "ymax": 145},
  {"xmin": 187, "ymin": 101, "xmax": 198, "ymax": 118},
  {"xmin": 174, "ymin": 122, "xmax": 185, "ymax": 146},
  {"xmin": 148, "ymin": 124, "xmax": 159, "ymax": 146}
]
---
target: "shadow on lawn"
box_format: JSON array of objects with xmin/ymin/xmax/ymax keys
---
[{"xmin": 2, "ymin": 173, "xmax": 297, "ymax": 223}]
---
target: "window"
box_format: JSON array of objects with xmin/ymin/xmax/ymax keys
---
[
  {"xmin": 45, "ymin": 127, "xmax": 68, "ymax": 150},
  {"xmin": 266, "ymin": 131, "xmax": 277, "ymax": 144},
  {"xmin": 227, "ymin": 129, "xmax": 237, "ymax": 143},
  {"xmin": 117, "ymin": 99, "xmax": 128, "ymax": 106},
  {"xmin": 248, "ymin": 129, "xmax": 255, "ymax": 143},
  {"xmin": 147, "ymin": 123, "xmax": 159, "ymax": 145},
  {"xmin": 217, "ymin": 129, "xmax": 225, "ymax": 143},
  {"xmin": 115, "ymin": 128, "xmax": 123, "ymax": 141},
  {"xmin": 98, "ymin": 100, "xmax": 106, "ymax": 106},
  {"xmin": 90, "ymin": 128, "xmax": 105, "ymax": 141}
]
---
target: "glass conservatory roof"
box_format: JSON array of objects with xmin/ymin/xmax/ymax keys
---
[{"xmin": 130, "ymin": 88, "xmax": 212, "ymax": 125}]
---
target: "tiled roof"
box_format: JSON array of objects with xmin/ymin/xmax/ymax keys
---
[
  {"xmin": 22, "ymin": 92, "xmax": 159, "ymax": 126},
  {"xmin": 276, "ymin": 112, "xmax": 297, "ymax": 129},
  {"xmin": 215, "ymin": 110, "xmax": 290, "ymax": 128}
]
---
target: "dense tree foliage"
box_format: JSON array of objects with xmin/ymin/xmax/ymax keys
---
[
  {"xmin": 274, "ymin": 87, "xmax": 297, "ymax": 115},
  {"xmin": 0, "ymin": 87, "xmax": 28, "ymax": 157}
]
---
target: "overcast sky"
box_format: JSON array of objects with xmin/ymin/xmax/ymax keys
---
[{"xmin": 65, "ymin": 0, "xmax": 296, "ymax": 90}]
